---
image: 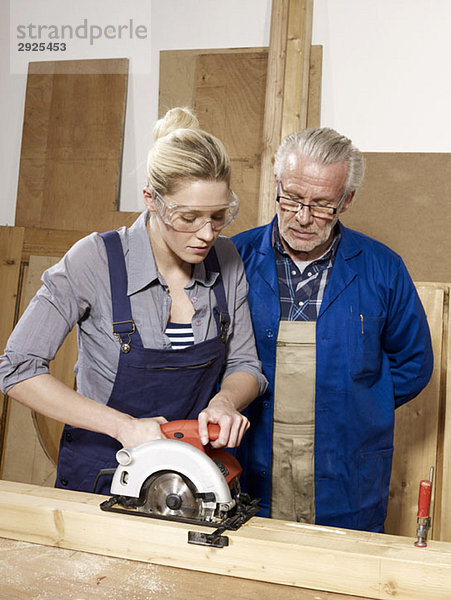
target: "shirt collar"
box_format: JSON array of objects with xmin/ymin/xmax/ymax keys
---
[{"xmin": 126, "ymin": 210, "xmax": 218, "ymax": 295}]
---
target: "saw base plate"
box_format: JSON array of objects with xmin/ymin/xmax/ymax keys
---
[{"xmin": 100, "ymin": 493, "xmax": 260, "ymax": 548}]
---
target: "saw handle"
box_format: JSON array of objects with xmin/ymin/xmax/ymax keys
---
[
  {"xmin": 161, "ymin": 420, "xmax": 219, "ymax": 451},
  {"xmin": 417, "ymin": 479, "xmax": 432, "ymax": 518}
]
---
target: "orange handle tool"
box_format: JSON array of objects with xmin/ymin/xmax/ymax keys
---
[{"xmin": 161, "ymin": 420, "xmax": 219, "ymax": 452}]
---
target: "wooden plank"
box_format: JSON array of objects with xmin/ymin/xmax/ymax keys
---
[
  {"xmin": 306, "ymin": 44, "xmax": 323, "ymax": 128},
  {"xmin": 0, "ymin": 227, "xmax": 25, "ymax": 477},
  {"xmin": 258, "ymin": 0, "xmax": 290, "ymax": 226},
  {"xmin": 281, "ymin": 0, "xmax": 313, "ymax": 138},
  {"xmin": 15, "ymin": 59, "xmax": 129, "ymax": 232},
  {"xmin": 1, "ymin": 481, "xmax": 451, "ymax": 600},
  {"xmin": 195, "ymin": 52, "xmax": 267, "ymax": 237},
  {"xmin": 440, "ymin": 285, "xmax": 451, "ymax": 541},
  {"xmin": 385, "ymin": 284, "xmax": 445, "ymax": 538}
]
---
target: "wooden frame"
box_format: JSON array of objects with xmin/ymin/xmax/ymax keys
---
[{"xmin": 0, "ymin": 481, "xmax": 450, "ymax": 600}]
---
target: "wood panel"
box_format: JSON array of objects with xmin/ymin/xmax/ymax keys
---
[
  {"xmin": 0, "ymin": 227, "xmax": 25, "ymax": 476},
  {"xmin": 159, "ymin": 47, "xmax": 268, "ymax": 115},
  {"xmin": 385, "ymin": 285, "xmax": 445, "ymax": 538},
  {"xmin": 195, "ymin": 52, "xmax": 268, "ymax": 237},
  {"xmin": 341, "ymin": 153, "xmax": 451, "ymax": 283},
  {"xmin": 15, "ymin": 59, "xmax": 131, "ymax": 233},
  {"xmin": 1, "ymin": 255, "xmax": 77, "ymax": 486},
  {"xmin": 0, "ymin": 537, "xmax": 367, "ymax": 600},
  {"xmin": 1, "ymin": 481, "xmax": 451, "ymax": 600}
]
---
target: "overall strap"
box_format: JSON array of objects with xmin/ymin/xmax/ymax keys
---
[
  {"xmin": 204, "ymin": 247, "xmax": 230, "ymax": 343},
  {"xmin": 100, "ymin": 231, "xmax": 143, "ymax": 352}
]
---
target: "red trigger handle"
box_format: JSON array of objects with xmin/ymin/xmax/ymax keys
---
[{"xmin": 160, "ymin": 420, "xmax": 220, "ymax": 449}]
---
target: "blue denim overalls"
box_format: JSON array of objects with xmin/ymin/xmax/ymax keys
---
[{"xmin": 56, "ymin": 230, "xmax": 229, "ymax": 494}]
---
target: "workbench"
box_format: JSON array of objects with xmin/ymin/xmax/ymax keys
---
[
  {"xmin": 0, "ymin": 537, "xmax": 366, "ymax": 600},
  {"xmin": 1, "ymin": 481, "xmax": 450, "ymax": 600}
]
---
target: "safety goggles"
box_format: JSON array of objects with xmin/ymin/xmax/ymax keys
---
[{"xmin": 151, "ymin": 187, "xmax": 240, "ymax": 233}]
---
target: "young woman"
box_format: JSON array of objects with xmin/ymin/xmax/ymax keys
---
[{"xmin": 0, "ymin": 108, "xmax": 266, "ymax": 493}]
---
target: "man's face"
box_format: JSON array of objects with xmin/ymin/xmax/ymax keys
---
[{"xmin": 276, "ymin": 154, "xmax": 354, "ymax": 261}]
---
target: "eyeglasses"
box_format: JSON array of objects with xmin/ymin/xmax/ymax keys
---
[
  {"xmin": 276, "ymin": 181, "xmax": 346, "ymax": 220},
  {"xmin": 151, "ymin": 187, "xmax": 240, "ymax": 233}
]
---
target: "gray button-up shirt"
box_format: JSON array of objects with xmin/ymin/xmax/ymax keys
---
[{"xmin": 0, "ymin": 211, "xmax": 267, "ymax": 406}]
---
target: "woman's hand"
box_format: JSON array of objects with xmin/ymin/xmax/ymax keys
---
[
  {"xmin": 198, "ymin": 394, "xmax": 249, "ymax": 448},
  {"xmin": 117, "ymin": 415, "xmax": 168, "ymax": 448}
]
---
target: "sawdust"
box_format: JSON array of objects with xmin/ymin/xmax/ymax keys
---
[{"xmin": 0, "ymin": 539, "xmax": 176, "ymax": 599}]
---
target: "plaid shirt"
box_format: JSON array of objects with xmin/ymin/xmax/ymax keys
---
[{"xmin": 273, "ymin": 221, "xmax": 341, "ymax": 321}]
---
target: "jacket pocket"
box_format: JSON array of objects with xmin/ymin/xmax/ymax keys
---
[
  {"xmin": 357, "ymin": 447, "xmax": 393, "ymax": 531},
  {"xmin": 348, "ymin": 315, "xmax": 385, "ymax": 381}
]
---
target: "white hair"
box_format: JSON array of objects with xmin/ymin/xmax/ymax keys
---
[{"xmin": 274, "ymin": 127, "xmax": 365, "ymax": 194}]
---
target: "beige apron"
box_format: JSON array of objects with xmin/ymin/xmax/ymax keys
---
[{"xmin": 270, "ymin": 320, "xmax": 316, "ymax": 522}]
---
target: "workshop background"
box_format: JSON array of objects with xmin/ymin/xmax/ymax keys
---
[{"xmin": 1, "ymin": 0, "xmax": 451, "ymax": 548}]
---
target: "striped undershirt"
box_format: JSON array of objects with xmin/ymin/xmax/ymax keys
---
[{"xmin": 165, "ymin": 322, "xmax": 195, "ymax": 349}]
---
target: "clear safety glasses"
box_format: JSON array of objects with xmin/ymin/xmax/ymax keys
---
[{"xmin": 151, "ymin": 187, "xmax": 240, "ymax": 233}]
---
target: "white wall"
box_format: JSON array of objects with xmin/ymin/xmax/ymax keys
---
[{"xmin": 1, "ymin": 0, "xmax": 450, "ymax": 225}]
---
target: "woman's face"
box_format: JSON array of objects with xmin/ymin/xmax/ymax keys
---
[{"xmin": 144, "ymin": 179, "xmax": 231, "ymax": 265}]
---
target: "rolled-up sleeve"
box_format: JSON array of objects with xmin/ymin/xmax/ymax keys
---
[
  {"xmin": 215, "ymin": 238, "xmax": 268, "ymax": 396},
  {"xmin": 0, "ymin": 234, "xmax": 99, "ymax": 394}
]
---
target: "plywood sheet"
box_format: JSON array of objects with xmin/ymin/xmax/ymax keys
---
[
  {"xmin": 159, "ymin": 47, "xmax": 268, "ymax": 116},
  {"xmin": 15, "ymin": 59, "xmax": 129, "ymax": 232},
  {"xmin": 341, "ymin": 153, "xmax": 451, "ymax": 282},
  {"xmin": 1, "ymin": 255, "xmax": 76, "ymax": 486},
  {"xmin": 385, "ymin": 284, "xmax": 445, "ymax": 538},
  {"xmin": 195, "ymin": 52, "xmax": 268, "ymax": 237},
  {"xmin": 0, "ymin": 227, "xmax": 25, "ymax": 475}
]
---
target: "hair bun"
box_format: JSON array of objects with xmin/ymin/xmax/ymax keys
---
[{"xmin": 153, "ymin": 107, "xmax": 200, "ymax": 142}]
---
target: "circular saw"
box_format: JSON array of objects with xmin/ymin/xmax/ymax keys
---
[{"xmin": 100, "ymin": 420, "xmax": 259, "ymax": 547}]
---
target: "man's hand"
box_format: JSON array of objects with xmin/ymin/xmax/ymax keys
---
[{"xmin": 198, "ymin": 394, "xmax": 249, "ymax": 448}]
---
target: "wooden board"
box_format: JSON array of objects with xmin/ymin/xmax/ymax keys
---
[
  {"xmin": 281, "ymin": 0, "xmax": 313, "ymax": 138},
  {"xmin": 195, "ymin": 52, "xmax": 268, "ymax": 237},
  {"xmin": 1, "ymin": 481, "xmax": 451, "ymax": 600},
  {"xmin": 385, "ymin": 285, "xmax": 445, "ymax": 538},
  {"xmin": 0, "ymin": 227, "xmax": 25, "ymax": 476},
  {"xmin": 341, "ymin": 153, "xmax": 451, "ymax": 283},
  {"xmin": 0, "ymin": 537, "xmax": 368, "ymax": 600},
  {"xmin": 1, "ymin": 255, "xmax": 77, "ymax": 485},
  {"xmin": 258, "ymin": 0, "xmax": 290, "ymax": 226},
  {"xmin": 15, "ymin": 59, "xmax": 133, "ymax": 233},
  {"xmin": 440, "ymin": 287, "xmax": 451, "ymax": 541}
]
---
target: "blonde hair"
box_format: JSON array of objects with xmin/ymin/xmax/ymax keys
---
[{"xmin": 147, "ymin": 107, "xmax": 231, "ymax": 195}]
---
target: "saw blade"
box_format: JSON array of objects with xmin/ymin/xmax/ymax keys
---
[{"xmin": 137, "ymin": 471, "xmax": 203, "ymax": 519}]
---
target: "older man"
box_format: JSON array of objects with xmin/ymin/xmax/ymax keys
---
[{"xmin": 232, "ymin": 128, "xmax": 433, "ymax": 532}]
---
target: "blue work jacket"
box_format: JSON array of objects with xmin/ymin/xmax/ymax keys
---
[{"xmin": 232, "ymin": 219, "xmax": 433, "ymax": 532}]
